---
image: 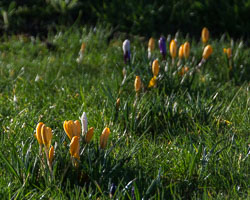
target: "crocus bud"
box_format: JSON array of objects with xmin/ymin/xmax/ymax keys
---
[
  {"xmin": 123, "ymin": 39, "xmax": 131, "ymax": 64},
  {"xmin": 85, "ymin": 127, "xmax": 94, "ymax": 143},
  {"xmin": 158, "ymin": 37, "xmax": 166, "ymax": 59},
  {"xmin": 148, "ymin": 76, "xmax": 157, "ymax": 88},
  {"xmin": 170, "ymin": 39, "xmax": 177, "ymax": 59},
  {"xmin": 116, "ymin": 98, "xmax": 120, "ymax": 109},
  {"xmin": 134, "ymin": 76, "xmax": 141, "ymax": 92},
  {"xmin": 202, "ymin": 45, "xmax": 213, "ymax": 60},
  {"xmin": 148, "ymin": 37, "xmax": 155, "ymax": 52},
  {"xmin": 70, "ymin": 136, "xmax": 80, "ymax": 159},
  {"xmin": 35, "ymin": 122, "xmax": 44, "ymax": 145},
  {"xmin": 202, "ymin": 27, "xmax": 209, "ymax": 44},
  {"xmin": 224, "ymin": 48, "xmax": 232, "ymax": 59},
  {"xmin": 41, "ymin": 124, "xmax": 52, "ymax": 149},
  {"xmin": 178, "ymin": 44, "xmax": 184, "ymax": 59},
  {"xmin": 100, "ymin": 127, "xmax": 111, "ymax": 149},
  {"xmin": 80, "ymin": 42, "xmax": 85, "ymax": 53},
  {"xmin": 183, "ymin": 42, "xmax": 190, "ymax": 59},
  {"xmin": 152, "ymin": 59, "xmax": 160, "ymax": 76},
  {"xmin": 80, "ymin": 112, "xmax": 88, "ymax": 136},
  {"xmin": 49, "ymin": 146, "xmax": 54, "ymax": 165},
  {"xmin": 179, "ymin": 66, "xmax": 189, "ymax": 76}
]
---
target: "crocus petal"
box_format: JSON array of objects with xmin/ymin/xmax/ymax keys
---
[
  {"xmin": 178, "ymin": 44, "xmax": 184, "ymax": 59},
  {"xmin": 74, "ymin": 120, "xmax": 81, "ymax": 137},
  {"xmin": 158, "ymin": 37, "xmax": 166, "ymax": 58},
  {"xmin": 35, "ymin": 122, "xmax": 44, "ymax": 145}
]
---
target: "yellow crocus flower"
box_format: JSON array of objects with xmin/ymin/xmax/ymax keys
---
[
  {"xmin": 134, "ymin": 76, "xmax": 141, "ymax": 92},
  {"xmin": 178, "ymin": 44, "xmax": 184, "ymax": 59},
  {"xmin": 170, "ymin": 40, "xmax": 177, "ymax": 58},
  {"xmin": 202, "ymin": 27, "xmax": 209, "ymax": 44},
  {"xmin": 202, "ymin": 45, "xmax": 213, "ymax": 60},
  {"xmin": 41, "ymin": 124, "xmax": 52, "ymax": 149},
  {"xmin": 183, "ymin": 42, "xmax": 190, "ymax": 59},
  {"xmin": 85, "ymin": 127, "xmax": 94, "ymax": 143},
  {"xmin": 100, "ymin": 127, "xmax": 111, "ymax": 149},
  {"xmin": 70, "ymin": 136, "xmax": 80, "ymax": 159},
  {"xmin": 63, "ymin": 120, "xmax": 81, "ymax": 140},
  {"xmin": 148, "ymin": 76, "xmax": 157, "ymax": 88},
  {"xmin": 152, "ymin": 60, "xmax": 160, "ymax": 77},
  {"xmin": 49, "ymin": 146, "xmax": 54, "ymax": 165}
]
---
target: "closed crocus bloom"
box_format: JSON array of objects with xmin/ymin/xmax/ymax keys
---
[
  {"xmin": 85, "ymin": 127, "xmax": 94, "ymax": 143},
  {"xmin": 148, "ymin": 76, "xmax": 157, "ymax": 88},
  {"xmin": 178, "ymin": 44, "xmax": 184, "ymax": 59},
  {"xmin": 180, "ymin": 66, "xmax": 189, "ymax": 76},
  {"xmin": 100, "ymin": 127, "xmax": 110, "ymax": 149},
  {"xmin": 202, "ymin": 45, "xmax": 213, "ymax": 60},
  {"xmin": 183, "ymin": 42, "xmax": 190, "ymax": 59},
  {"xmin": 41, "ymin": 124, "xmax": 52, "ymax": 149},
  {"xmin": 158, "ymin": 37, "xmax": 166, "ymax": 59},
  {"xmin": 148, "ymin": 37, "xmax": 155, "ymax": 52},
  {"xmin": 116, "ymin": 98, "xmax": 120, "ymax": 109},
  {"xmin": 80, "ymin": 42, "xmax": 85, "ymax": 53},
  {"xmin": 134, "ymin": 76, "xmax": 141, "ymax": 92},
  {"xmin": 170, "ymin": 40, "xmax": 177, "ymax": 58},
  {"xmin": 123, "ymin": 39, "xmax": 130, "ymax": 64},
  {"xmin": 35, "ymin": 122, "xmax": 44, "ymax": 145},
  {"xmin": 152, "ymin": 59, "xmax": 160, "ymax": 76},
  {"xmin": 49, "ymin": 146, "xmax": 54, "ymax": 165},
  {"xmin": 80, "ymin": 112, "xmax": 88, "ymax": 136},
  {"xmin": 70, "ymin": 136, "xmax": 80, "ymax": 159},
  {"xmin": 226, "ymin": 48, "xmax": 232, "ymax": 58},
  {"xmin": 202, "ymin": 27, "xmax": 209, "ymax": 44}
]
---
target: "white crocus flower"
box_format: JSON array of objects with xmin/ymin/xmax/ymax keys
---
[
  {"xmin": 80, "ymin": 112, "xmax": 88, "ymax": 136},
  {"xmin": 122, "ymin": 39, "xmax": 131, "ymax": 64}
]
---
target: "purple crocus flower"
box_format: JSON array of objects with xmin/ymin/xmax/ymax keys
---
[
  {"xmin": 158, "ymin": 36, "xmax": 166, "ymax": 60},
  {"xmin": 123, "ymin": 39, "xmax": 131, "ymax": 64}
]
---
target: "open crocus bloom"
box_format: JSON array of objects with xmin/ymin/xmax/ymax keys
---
[
  {"xmin": 158, "ymin": 37, "xmax": 166, "ymax": 59},
  {"xmin": 123, "ymin": 39, "xmax": 131, "ymax": 64},
  {"xmin": 148, "ymin": 76, "xmax": 157, "ymax": 88},
  {"xmin": 63, "ymin": 120, "xmax": 81, "ymax": 141}
]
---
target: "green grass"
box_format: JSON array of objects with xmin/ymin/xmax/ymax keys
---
[{"xmin": 0, "ymin": 25, "xmax": 249, "ymax": 199}]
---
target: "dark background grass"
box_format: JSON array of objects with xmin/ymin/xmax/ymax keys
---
[{"xmin": 0, "ymin": 0, "xmax": 250, "ymax": 40}]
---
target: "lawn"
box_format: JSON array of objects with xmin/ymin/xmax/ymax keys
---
[{"xmin": 0, "ymin": 25, "xmax": 249, "ymax": 199}]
